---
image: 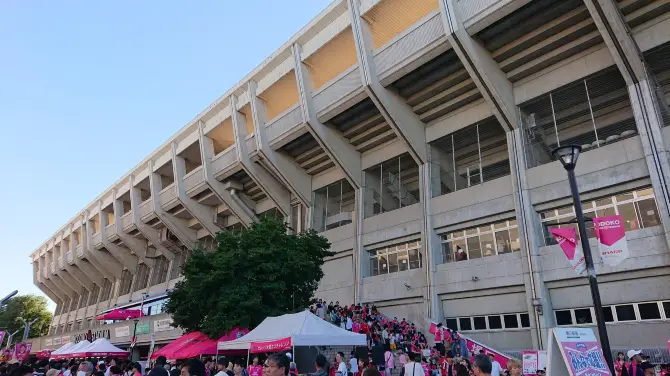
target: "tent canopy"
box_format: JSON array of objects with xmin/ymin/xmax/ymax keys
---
[
  {"xmin": 71, "ymin": 338, "xmax": 128, "ymax": 358},
  {"xmin": 51, "ymin": 343, "xmax": 75, "ymax": 355},
  {"xmin": 151, "ymin": 328, "xmax": 249, "ymax": 359},
  {"xmin": 217, "ymin": 311, "xmax": 366, "ymax": 350}
]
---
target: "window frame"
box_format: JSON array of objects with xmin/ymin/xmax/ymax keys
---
[
  {"xmin": 440, "ymin": 219, "xmax": 520, "ymax": 263},
  {"xmin": 554, "ymin": 301, "xmax": 670, "ymax": 327},
  {"xmin": 447, "ymin": 312, "xmax": 531, "ymax": 332},
  {"xmin": 368, "ymin": 240, "xmax": 422, "ymax": 277}
]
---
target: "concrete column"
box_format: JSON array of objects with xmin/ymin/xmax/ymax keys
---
[
  {"xmin": 113, "ymin": 190, "xmax": 156, "ymax": 266},
  {"xmin": 83, "ymin": 213, "xmax": 123, "ymax": 281},
  {"xmin": 99, "ymin": 201, "xmax": 139, "ymax": 275},
  {"xmin": 148, "ymin": 160, "xmax": 198, "ymax": 249},
  {"xmin": 171, "ymin": 142, "xmax": 223, "ymax": 236},
  {"xmin": 508, "ymin": 128, "xmax": 554, "ymax": 350},
  {"xmin": 439, "ymin": 0, "xmax": 518, "ymax": 130},
  {"xmin": 69, "ymin": 226, "xmax": 105, "ymax": 287},
  {"xmin": 291, "ymin": 43, "xmax": 363, "ymax": 189},
  {"xmin": 248, "ymin": 80, "xmax": 313, "ymax": 207},
  {"xmin": 129, "ymin": 174, "xmax": 175, "ymax": 260},
  {"xmin": 353, "ymin": 187, "xmax": 365, "ymax": 304},
  {"xmin": 420, "ymin": 160, "xmax": 443, "ymax": 326},
  {"xmin": 60, "ymin": 234, "xmax": 95, "ymax": 291},
  {"xmin": 197, "ymin": 124, "xmax": 259, "ymax": 227}
]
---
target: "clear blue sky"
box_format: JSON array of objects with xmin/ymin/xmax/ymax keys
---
[{"xmin": 0, "ymin": 0, "xmax": 333, "ymax": 313}]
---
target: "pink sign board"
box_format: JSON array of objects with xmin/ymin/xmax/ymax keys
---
[
  {"xmin": 550, "ymin": 227, "xmax": 586, "ymax": 275},
  {"xmin": 250, "ymin": 337, "xmax": 292, "ymax": 353},
  {"xmin": 593, "ymin": 215, "xmax": 630, "ymax": 267},
  {"xmin": 14, "ymin": 342, "xmax": 32, "ymax": 361},
  {"xmin": 465, "ymin": 337, "xmax": 511, "ymax": 370}
]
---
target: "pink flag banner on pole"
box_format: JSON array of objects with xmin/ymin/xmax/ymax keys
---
[
  {"xmin": 549, "ymin": 227, "xmax": 586, "ymax": 275},
  {"xmin": 593, "ymin": 215, "xmax": 630, "ymax": 267},
  {"xmin": 14, "ymin": 342, "xmax": 31, "ymax": 361}
]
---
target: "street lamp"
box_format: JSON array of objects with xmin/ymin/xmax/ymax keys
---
[{"xmin": 552, "ymin": 145, "xmax": 614, "ymax": 374}]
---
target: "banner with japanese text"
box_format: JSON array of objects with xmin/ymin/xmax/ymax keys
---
[
  {"xmin": 593, "ymin": 215, "xmax": 630, "ymax": 267},
  {"xmin": 549, "ymin": 227, "xmax": 586, "ymax": 275},
  {"xmin": 250, "ymin": 337, "xmax": 292, "ymax": 353}
]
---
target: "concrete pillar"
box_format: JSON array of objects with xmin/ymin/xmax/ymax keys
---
[
  {"xmin": 148, "ymin": 160, "xmax": 198, "ymax": 249},
  {"xmin": 99, "ymin": 201, "xmax": 139, "ymax": 274},
  {"xmin": 438, "ymin": 0, "xmax": 518, "ymax": 130},
  {"xmin": 291, "ymin": 43, "xmax": 363, "ymax": 189},
  {"xmin": 248, "ymin": 80, "xmax": 313, "ymax": 207},
  {"xmin": 69, "ymin": 226, "xmax": 105, "ymax": 287},
  {"xmin": 83, "ymin": 215, "xmax": 122, "ymax": 281},
  {"xmin": 197, "ymin": 124, "xmax": 259, "ymax": 227},
  {"xmin": 508, "ymin": 128, "xmax": 554, "ymax": 350},
  {"xmin": 129, "ymin": 174, "xmax": 175, "ymax": 260},
  {"xmin": 60, "ymin": 235, "xmax": 95, "ymax": 292},
  {"xmin": 113, "ymin": 190, "xmax": 156, "ymax": 266},
  {"xmin": 230, "ymin": 95, "xmax": 292, "ymax": 218}
]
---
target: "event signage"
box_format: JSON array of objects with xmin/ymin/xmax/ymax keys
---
[
  {"xmin": 0, "ymin": 347, "xmax": 13, "ymax": 362},
  {"xmin": 136, "ymin": 322, "xmax": 151, "ymax": 335},
  {"xmin": 14, "ymin": 342, "xmax": 32, "ymax": 361},
  {"xmin": 593, "ymin": 215, "xmax": 630, "ymax": 266},
  {"xmin": 549, "ymin": 227, "xmax": 586, "ymax": 275},
  {"xmin": 45, "ymin": 338, "xmax": 53, "ymax": 347},
  {"xmin": 74, "ymin": 329, "xmax": 110, "ymax": 343},
  {"xmin": 115, "ymin": 326, "xmax": 131, "ymax": 338},
  {"xmin": 546, "ymin": 327, "xmax": 609, "ymax": 376},
  {"xmin": 154, "ymin": 318, "xmax": 174, "ymax": 332},
  {"xmin": 522, "ymin": 350, "xmax": 547, "ymax": 376},
  {"xmin": 250, "ymin": 337, "xmax": 292, "ymax": 353},
  {"xmin": 61, "ymin": 336, "xmax": 71, "ymax": 344},
  {"xmin": 53, "ymin": 337, "xmax": 62, "ymax": 345},
  {"xmin": 464, "ymin": 337, "xmax": 510, "ymax": 369}
]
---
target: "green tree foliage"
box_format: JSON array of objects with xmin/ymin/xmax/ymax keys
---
[
  {"xmin": 0, "ymin": 295, "xmax": 52, "ymax": 340},
  {"xmin": 165, "ymin": 217, "xmax": 333, "ymax": 337}
]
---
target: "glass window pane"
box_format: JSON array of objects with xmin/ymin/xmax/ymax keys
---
[
  {"xmin": 615, "ymin": 305, "xmax": 636, "ymax": 321},
  {"xmin": 459, "ymin": 317, "xmax": 472, "ymax": 331},
  {"xmin": 595, "ymin": 206, "xmax": 616, "ymax": 218},
  {"xmin": 603, "ymin": 306, "xmax": 614, "ymax": 322},
  {"xmin": 495, "ymin": 230, "xmax": 512, "ymax": 255},
  {"xmin": 510, "ymin": 227, "xmax": 521, "ymax": 252},
  {"xmin": 520, "ymin": 313, "xmax": 530, "ymax": 328},
  {"xmin": 636, "ymin": 188, "xmax": 654, "ymax": 197},
  {"xmin": 408, "ymin": 249, "xmax": 421, "ymax": 269},
  {"xmin": 388, "ymin": 253, "xmax": 399, "ymax": 273},
  {"xmin": 540, "ymin": 210, "xmax": 556, "ymax": 220},
  {"xmin": 467, "ymin": 236, "xmax": 482, "ymax": 259},
  {"xmin": 446, "ymin": 319, "xmax": 458, "ymax": 331},
  {"xmin": 557, "ymin": 206, "xmax": 574, "ymax": 216},
  {"xmin": 442, "ymin": 242, "xmax": 456, "ymax": 264},
  {"xmin": 473, "ymin": 317, "xmax": 487, "ymax": 330},
  {"xmin": 466, "ymin": 228, "xmax": 478, "ymax": 236},
  {"xmin": 636, "ymin": 199, "xmax": 661, "ymax": 228},
  {"xmin": 480, "ymin": 233, "xmax": 495, "ymax": 257},
  {"xmin": 453, "ymin": 238, "xmax": 467, "ymax": 261},
  {"xmin": 555, "ymin": 310, "xmax": 573, "ymax": 325},
  {"xmin": 662, "ymin": 302, "xmax": 670, "ymax": 318},
  {"xmin": 574, "ymin": 308, "xmax": 593, "ymax": 324},
  {"xmin": 616, "ymin": 192, "xmax": 635, "ymax": 202},
  {"xmin": 378, "ymin": 256, "xmax": 388, "ymax": 275},
  {"xmin": 398, "ymin": 250, "xmax": 409, "ymax": 271},
  {"xmin": 618, "ymin": 202, "xmax": 640, "ymax": 231},
  {"xmin": 638, "ymin": 303, "xmax": 661, "ymax": 320},
  {"xmin": 371, "ymin": 257, "xmax": 379, "ymax": 276},
  {"xmin": 493, "ymin": 221, "xmax": 507, "ymax": 230},
  {"xmin": 596, "ymin": 197, "xmax": 613, "ymax": 207},
  {"xmin": 488, "ymin": 315, "xmax": 502, "ymax": 329},
  {"xmin": 503, "ymin": 314, "xmax": 519, "ymax": 328}
]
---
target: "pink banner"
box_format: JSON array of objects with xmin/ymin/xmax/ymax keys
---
[
  {"xmin": 593, "ymin": 215, "xmax": 629, "ymax": 267},
  {"xmin": 0, "ymin": 348, "xmax": 12, "ymax": 362},
  {"xmin": 465, "ymin": 338, "xmax": 510, "ymax": 370},
  {"xmin": 14, "ymin": 342, "xmax": 32, "ymax": 361},
  {"xmin": 250, "ymin": 337, "xmax": 292, "ymax": 353},
  {"xmin": 549, "ymin": 227, "xmax": 586, "ymax": 275}
]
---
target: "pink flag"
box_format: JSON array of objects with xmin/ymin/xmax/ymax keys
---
[
  {"xmin": 549, "ymin": 227, "xmax": 586, "ymax": 275},
  {"xmin": 593, "ymin": 215, "xmax": 629, "ymax": 267}
]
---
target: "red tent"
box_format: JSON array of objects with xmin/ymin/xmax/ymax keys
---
[
  {"xmin": 151, "ymin": 328, "xmax": 249, "ymax": 359},
  {"xmin": 150, "ymin": 332, "xmax": 208, "ymax": 359},
  {"xmin": 96, "ymin": 309, "xmax": 144, "ymax": 320}
]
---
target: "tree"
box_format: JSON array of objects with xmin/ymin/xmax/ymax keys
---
[
  {"xmin": 166, "ymin": 216, "xmax": 333, "ymax": 337},
  {"xmin": 0, "ymin": 295, "xmax": 52, "ymax": 340}
]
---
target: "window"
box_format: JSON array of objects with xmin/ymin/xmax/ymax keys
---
[
  {"xmin": 441, "ymin": 219, "xmax": 520, "ymax": 263},
  {"xmin": 313, "ymin": 179, "xmax": 355, "ymax": 232},
  {"xmin": 170, "ymin": 250, "xmax": 191, "ymax": 280},
  {"xmin": 150, "ymin": 256, "xmax": 170, "ymax": 286},
  {"xmin": 290, "ymin": 203, "xmax": 307, "ymax": 234},
  {"xmin": 446, "ymin": 319, "xmax": 458, "ymax": 331},
  {"xmin": 119, "ymin": 269, "xmax": 134, "ymax": 296},
  {"xmin": 459, "ymin": 318, "xmax": 472, "ymax": 331},
  {"xmin": 473, "ymin": 317, "xmax": 487, "ymax": 330},
  {"xmin": 99, "ymin": 279, "xmax": 113, "ymax": 302},
  {"xmin": 369, "ymin": 241, "xmax": 422, "ymax": 276},
  {"xmin": 520, "ymin": 67, "xmax": 637, "ymax": 168},
  {"xmin": 520, "ymin": 313, "xmax": 531, "ymax": 328},
  {"xmin": 430, "ymin": 117, "xmax": 510, "ymax": 196},
  {"xmin": 134, "ymin": 264, "xmax": 150, "ymax": 291},
  {"xmin": 555, "ymin": 310, "xmax": 573, "ymax": 326},
  {"xmin": 142, "ymin": 298, "xmax": 169, "ymax": 316},
  {"xmin": 488, "ymin": 316, "xmax": 502, "ymax": 330},
  {"xmin": 540, "ymin": 188, "xmax": 661, "ymax": 245},
  {"xmin": 663, "ymin": 301, "xmax": 670, "ymax": 318},
  {"xmin": 503, "ymin": 314, "xmax": 519, "ymax": 328},
  {"xmin": 603, "ymin": 306, "xmax": 614, "ymax": 322},
  {"xmin": 638, "ymin": 302, "xmax": 661, "ymax": 320},
  {"xmin": 365, "ymin": 153, "xmax": 420, "ymax": 218},
  {"xmin": 615, "ymin": 304, "xmax": 636, "ymax": 321},
  {"xmin": 574, "ymin": 308, "xmax": 593, "ymax": 324}
]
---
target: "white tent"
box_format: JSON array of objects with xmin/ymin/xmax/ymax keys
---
[
  {"xmin": 217, "ymin": 310, "xmax": 366, "ymax": 351},
  {"xmin": 51, "ymin": 342, "xmax": 75, "ymax": 355},
  {"xmin": 59, "ymin": 340, "xmax": 90, "ymax": 357},
  {"xmin": 72, "ymin": 338, "xmax": 129, "ymax": 358}
]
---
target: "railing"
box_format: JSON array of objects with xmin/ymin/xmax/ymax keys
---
[
  {"xmin": 139, "ymin": 199, "xmax": 153, "ymax": 219},
  {"xmin": 91, "ymin": 232, "xmax": 102, "ymax": 246},
  {"xmin": 266, "ymin": 105, "xmax": 304, "ymax": 143},
  {"xmin": 374, "ymin": 13, "xmax": 444, "ymax": 79},
  {"xmin": 120, "ymin": 211, "xmax": 133, "ymax": 230},
  {"xmin": 245, "ymin": 135, "xmax": 257, "ymax": 153},
  {"xmin": 313, "ymin": 67, "xmax": 363, "ymax": 113},
  {"xmin": 76, "ymin": 245, "xmax": 83, "ymax": 258},
  {"xmin": 183, "ymin": 166, "xmax": 204, "ymax": 192},
  {"xmin": 211, "ymin": 146, "xmax": 237, "ymax": 175},
  {"xmin": 159, "ymin": 184, "xmax": 178, "ymax": 205}
]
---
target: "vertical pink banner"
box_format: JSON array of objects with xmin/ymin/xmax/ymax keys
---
[
  {"xmin": 549, "ymin": 227, "xmax": 586, "ymax": 275},
  {"xmin": 593, "ymin": 215, "xmax": 629, "ymax": 267}
]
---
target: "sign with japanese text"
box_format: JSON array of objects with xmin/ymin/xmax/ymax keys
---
[
  {"xmin": 250, "ymin": 337, "xmax": 292, "ymax": 353},
  {"xmin": 593, "ymin": 215, "xmax": 630, "ymax": 266},
  {"xmin": 154, "ymin": 318, "xmax": 174, "ymax": 332},
  {"xmin": 547, "ymin": 327, "xmax": 609, "ymax": 376},
  {"xmin": 550, "ymin": 227, "xmax": 586, "ymax": 275}
]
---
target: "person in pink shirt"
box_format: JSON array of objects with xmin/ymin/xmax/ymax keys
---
[
  {"xmin": 248, "ymin": 356, "xmax": 262, "ymax": 376},
  {"xmin": 384, "ymin": 346, "xmax": 395, "ymax": 376}
]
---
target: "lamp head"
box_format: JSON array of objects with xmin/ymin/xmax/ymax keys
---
[{"xmin": 552, "ymin": 145, "xmax": 582, "ymax": 170}]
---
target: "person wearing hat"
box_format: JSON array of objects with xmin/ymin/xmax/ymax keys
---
[
  {"xmin": 639, "ymin": 362, "xmax": 655, "ymax": 376},
  {"xmin": 626, "ymin": 350, "xmax": 645, "ymax": 376}
]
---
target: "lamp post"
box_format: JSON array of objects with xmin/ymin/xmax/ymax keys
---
[{"xmin": 552, "ymin": 145, "xmax": 614, "ymax": 374}]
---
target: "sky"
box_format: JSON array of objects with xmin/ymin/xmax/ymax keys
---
[{"xmin": 0, "ymin": 0, "xmax": 333, "ymax": 313}]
